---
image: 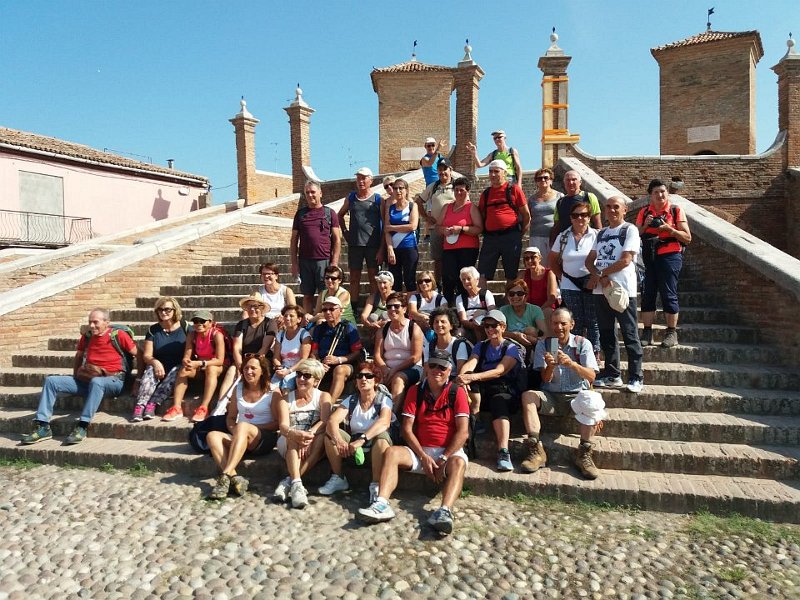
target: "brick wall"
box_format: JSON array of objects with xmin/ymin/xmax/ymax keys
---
[
  {"xmin": 251, "ymin": 173, "xmax": 293, "ymax": 201},
  {"xmin": 0, "ymin": 223, "xmax": 291, "ymax": 367},
  {"xmin": 789, "ymin": 175, "xmax": 800, "ymax": 258}
]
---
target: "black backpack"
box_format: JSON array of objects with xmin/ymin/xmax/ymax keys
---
[
  {"xmin": 428, "ymin": 335, "xmax": 473, "ymax": 373},
  {"xmin": 459, "ymin": 289, "xmax": 489, "ymax": 314},
  {"xmin": 480, "ymin": 185, "xmax": 520, "ymax": 232},
  {"xmin": 476, "ymin": 338, "xmax": 527, "ymax": 394},
  {"xmin": 411, "ymin": 292, "xmax": 446, "ymax": 310}
]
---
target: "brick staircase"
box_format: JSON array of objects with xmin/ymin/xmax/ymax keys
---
[{"xmin": 1, "ymin": 241, "xmax": 798, "ymax": 522}]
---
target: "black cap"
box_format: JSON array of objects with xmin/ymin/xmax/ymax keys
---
[
  {"xmin": 428, "ymin": 349, "xmax": 452, "ymax": 369},
  {"xmin": 437, "ymin": 158, "xmax": 452, "ymax": 170}
]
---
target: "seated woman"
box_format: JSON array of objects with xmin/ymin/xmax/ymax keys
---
[
  {"xmin": 271, "ymin": 305, "xmax": 312, "ymax": 391},
  {"xmin": 273, "ymin": 358, "xmax": 331, "ymax": 509},
  {"xmin": 373, "ymin": 292, "xmax": 423, "ymax": 407},
  {"xmin": 422, "ymin": 307, "xmax": 471, "ymax": 378},
  {"xmin": 407, "ymin": 270, "xmax": 448, "ymax": 341},
  {"xmin": 454, "ymin": 266, "xmax": 496, "ymax": 343},
  {"xmin": 456, "ymin": 310, "xmax": 523, "ymax": 473},
  {"xmin": 522, "ymin": 246, "xmax": 559, "ymax": 323},
  {"xmin": 218, "ymin": 293, "xmax": 278, "ymax": 413},
  {"xmin": 320, "ymin": 361, "xmax": 394, "ymax": 503},
  {"xmin": 313, "ymin": 264, "xmax": 356, "ymax": 325},
  {"xmin": 206, "ymin": 354, "xmax": 280, "ymax": 499},
  {"xmin": 499, "ymin": 279, "xmax": 546, "ymax": 353},
  {"xmin": 131, "ymin": 296, "xmax": 187, "ymax": 422},
  {"xmin": 164, "ymin": 310, "xmax": 228, "ymax": 422},
  {"xmin": 254, "ymin": 261, "xmax": 296, "ymax": 326},
  {"xmin": 361, "ymin": 270, "xmax": 394, "ymax": 331},
  {"xmin": 384, "ymin": 179, "xmax": 419, "ymax": 292}
]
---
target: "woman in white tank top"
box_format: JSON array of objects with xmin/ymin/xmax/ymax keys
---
[
  {"xmin": 373, "ymin": 292, "xmax": 423, "ymax": 408},
  {"xmin": 206, "ymin": 355, "xmax": 281, "ymax": 500},
  {"xmin": 273, "ymin": 358, "xmax": 331, "ymax": 508}
]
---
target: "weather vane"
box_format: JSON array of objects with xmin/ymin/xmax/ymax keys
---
[
  {"xmin": 412, "ymin": 39, "xmax": 417, "ymax": 60},
  {"xmin": 706, "ymin": 7, "xmax": 714, "ymax": 31}
]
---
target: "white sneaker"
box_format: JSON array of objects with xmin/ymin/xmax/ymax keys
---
[
  {"xmin": 594, "ymin": 376, "xmax": 623, "ymax": 388},
  {"xmin": 290, "ymin": 481, "xmax": 309, "ymax": 509},
  {"xmin": 368, "ymin": 482, "xmax": 379, "ymax": 504},
  {"xmin": 272, "ymin": 476, "xmax": 291, "ymax": 503},
  {"xmin": 318, "ymin": 474, "xmax": 349, "ymax": 496},
  {"xmin": 358, "ymin": 500, "xmax": 396, "ymax": 523},
  {"xmin": 626, "ymin": 379, "xmax": 644, "ymax": 394}
]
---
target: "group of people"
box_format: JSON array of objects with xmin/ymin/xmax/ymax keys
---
[{"xmin": 19, "ymin": 135, "xmax": 692, "ymax": 534}]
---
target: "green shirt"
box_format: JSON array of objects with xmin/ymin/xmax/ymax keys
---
[{"xmin": 500, "ymin": 304, "xmax": 544, "ymax": 333}]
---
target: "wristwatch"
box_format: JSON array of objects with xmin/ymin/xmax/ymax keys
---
[
  {"xmin": 439, "ymin": 454, "xmax": 449, "ymax": 462},
  {"xmin": 597, "ymin": 270, "xmax": 604, "ymax": 278}
]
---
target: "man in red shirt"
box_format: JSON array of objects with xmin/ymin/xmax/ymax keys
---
[
  {"xmin": 357, "ymin": 350, "xmax": 469, "ymax": 535},
  {"xmin": 22, "ymin": 308, "xmax": 138, "ymax": 445},
  {"xmin": 477, "ymin": 159, "xmax": 531, "ymax": 288}
]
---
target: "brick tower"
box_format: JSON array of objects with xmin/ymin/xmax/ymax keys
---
[
  {"xmin": 453, "ymin": 43, "xmax": 485, "ymax": 179},
  {"xmin": 229, "ymin": 98, "xmax": 260, "ymax": 203},
  {"xmin": 538, "ymin": 30, "xmax": 580, "ymax": 169},
  {"xmin": 652, "ymin": 30, "xmax": 764, "ymax": 155},
  {"xmin": 284, "ymin": 85, "xmax": 315, "ymax": 194}
]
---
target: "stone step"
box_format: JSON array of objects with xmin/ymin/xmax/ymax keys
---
[
  {"xmin": 619, "ymin": 362, "xmax": 798, "ymax": 390},
  {"xmin": 0, "ymin": 433, "xmax": 797, "ymax": 522},
  {"xmin": 0, "ymin": 386, "xmax": 135, "ymax": 413}
]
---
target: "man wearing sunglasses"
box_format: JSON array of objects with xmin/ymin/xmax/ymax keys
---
[
  {"xmin": 358, "ymin": 350, "xmax": 469, "ymax": 535},
  {"xmin": 549, "ymin": 170, "xmax": 602, "ymax": 247},
  {"xmin": 310, "ymin": 296, "xmax": 362, "ymax": 402}
]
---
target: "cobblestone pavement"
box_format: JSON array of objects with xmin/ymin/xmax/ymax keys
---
[{"xmin": 1, "ymin": 465, "xmax": 799, "ymax": 600}]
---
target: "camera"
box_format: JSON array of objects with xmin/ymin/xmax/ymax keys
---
[{"xmin": 650, "ymin": 216, "xmax": 665, "ymax": 227}]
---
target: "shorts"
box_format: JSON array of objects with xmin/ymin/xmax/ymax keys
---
[
  {"xmin": 395, "ymin": 365, "xmax": 422, "ymax": 386},
  {"xmin": 429, "ymin": 229, "xmax": 444, "ymax": 261},
  {"xmin": 479, "ymin": 380, "xmax": 520, "ymax": 421},
  {"xmin": 404, "ymin": 446, "xmax": 469, "ymax": 474},
  {"xmin": 247, "ymin": 430, "xmax": 278, "ymax": 456},
  {"xmin": 348, "ymin": 246, "xmax": 380, "ymax": 270},
  {"xmin": 299, "ymin": 258, "xmax": 328, "ymax": 296},
  {"xmin": 337, "ymin": 429, "xmax": 393, "ymax": 465},
  {"xmin": 477, "ymin": 229, "xmax": 523, "ymax": 281},
  {"xmin": 530, "ymin": 390, "xmax": 577, "ymax": 417},
  {"xmin": 319, "ymin": 363, "xmax": 354, "ymax": 391},
  {"xmin": 276, "ymin": 429, "xmax": 316, "ymax": 458}
]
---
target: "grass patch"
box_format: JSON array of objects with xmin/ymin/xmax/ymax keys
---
[
  {"xmin": 717, "ymin": 566, "xmax": 748, "ymax": 583},
  {"xmin": 127, "ymin": 462, "xmax": 152, "ymax": 477},
  {"xmin": 0, "ymin": 456, "xmax": 42, "ymax": 469},
  {"xmin": 98, "ymin": 463, "xmax": 116, "ymax": 473},
  {"xmin": 506, "ymin": 492, "xmax": 639, "ymax": 517},
  {"xmin": 460, "ymin": 486, "xmax": 473, "ymax": 499},
  {"xmin": 628, "ymin": 524, "xmax": 659, "ymax": 541},
  {"xmin": 686, "ymin": 510, "xmax": 800, "ymax": 545}
]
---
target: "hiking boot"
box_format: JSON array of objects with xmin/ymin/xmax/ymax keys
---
[
  {"xmin": 661, "ymin": 328, "xmax": 678, "ymax": 348},
  {"xmin": 496, "ymin": 449, "xmax": 514, "ymax": 472},
  {"xmin": 427, "ymin": 507, "xmax": 454, "ymax": 535},
  {"xmin": 273, "ymin": 476, "xmax": 291, "ymax": 503},
  {"xmin": 641, "ymin": 327, "xmax": 654, "ymax": 347},
  {"xmin": 594, "ymin": 376, "xmax": 623, "ymax": 388},
  {"xmin": 520, "ymin": 438, "xmax": 547, "ymax": 473},
  {"xmin": 21, "ymin": 422, "xmax": 52, "ymax": 445},
  {"xmin": 64, "ymin": 425, "xmax": 87, "ymax": 445},
  {"xmin": 368, "ymin": 482, "xmax": 380, "ymax": 504},
  {"xmin": 574, "ymin": 441, "xmax": 600, "ymax": 480},
  {"xmin": 131, "ymin": 405, "xmax": 145, "ymax": 422},
  {"xmin": 318, "ymin": 474, "xmax": 349, "ymax": 496},
  {"xmin": 230, "ymin": 475, "xmax": 249, "ymax": 496},
  {"xmin": 290, "ymin": 481, "xmax": 309, "ymax": 509},
  {"xmin": 357, "ymin": 500, "xmax": 395, "ymax": 524},
  {"xmin": 209, "ymin": 474, "xmax": 231, "ymax": 500},
  {"xmin": 162, "ymin": 406, "xmax": 183, "ymax": 422},
  {"xmin": 143, "ymin": 401, "xmax": 157, "ymax": 420}
]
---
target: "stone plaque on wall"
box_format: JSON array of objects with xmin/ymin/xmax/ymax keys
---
[{"xmin": 687, "ymin": 125, "xmax": 720, "ymax": 144}]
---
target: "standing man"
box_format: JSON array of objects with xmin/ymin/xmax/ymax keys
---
[
  {"xmin": 357, "ymin": 350, "xmax": 469, "ymax": 535},
  {"xmin": 520, "ymin": 307, "xmax": 601, "ymax": 478},
  {"xmin": 585, "ymin": 196, "xmax": 645, "ymax": 394},
  {"xmin": 22, "ymin": 308, "xmax": 138, "ymax": 445},
  {"xmin": 310, "ymin": 296, "xmax": 363, "ymax": 403},
  {"xmin": 338, "ymin": 167, "xmax": 384, "ymax": 307},
  {"xmin": 476, "ymin": 160, "xmax": 531, "ymax": 288},
  {"xmin": 467, "ymin": 130, "xmax": 523, "ymax": 186},
  {"xmin": 549, "ymin": 170, "xmax": 602, "ymax": 246},
  {"xmin": 415, "ymin": 158, "xmax": 455, "ymax": 288},
  {"xmin": 419, "ymin": 137, "xmax": 445, "ymax": 186},
  {"xmin": 291, "ymin": 181, "xmax": 342, "ymax": 315}
]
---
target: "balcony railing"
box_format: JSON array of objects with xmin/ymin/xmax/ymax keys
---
[{"xmin": 0, "ymin": 209, "xmax": 93, "ymax": 248}]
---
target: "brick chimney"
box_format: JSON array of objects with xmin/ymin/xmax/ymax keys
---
[
  {"xmin": 538, "ymin": 30, "xmax": 580, "ymax": 169},
  {"xmin": 229, "ymin": 98, "xmax": 260, "ymax": 204},
  {"xmin": 772, "ymin": 35, "xmax": 800, "ymax": 169},
  {"xmin": 453, "ymin": 42, "xmax": 484, "ymax": 179},
  {"xmin": 284, "ymin": 84, "xmax": 315, "ymax": 194}
]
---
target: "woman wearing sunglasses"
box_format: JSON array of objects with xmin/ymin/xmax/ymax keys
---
[
  {"xmin": 373, "ymin": 292, "xmax": 423, "ymax": 405},
  {"xmin": 271, "ymin": 305, "xmax": 312, "ymax": 391},
  {"xmin": 206, "ymin": 354, "xmax": 281, "ymax": 500},
  {"xmin": 384, "ymin": 180, "xmax": 419, "ymax": 293},
  {"xmin": 131, "ymin": 296, "xmax": 187, "ymax": 422},
  {"xmin": 528, "ymin": 168, "xmax": 563, "ymax": 265},
  {"xmin": 313, "ymin": 265, "xmax": 356, "ymax": 325},
  {"xmin": 320, "ymin": 361, "xmax": 394, "ymax": 503},
  {"xmin": 499, "ymin": 279, "xmax": 546, "ymax": 352},
  {"xmin": 407, "ymin": 270, "xmax": 448, "ymax": 340},
  {"xmin": 273, "ymin": 358, "xmax": 331, "ymax": 509}
]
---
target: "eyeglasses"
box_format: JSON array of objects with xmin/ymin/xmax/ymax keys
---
[
  {"xmin": 321, "ymin": 306, "xmax": 339, "ymax": 312},
  {"xmin": 425, "ymin": 143, "xmax": 435, "ymax": 147},
  {"xmin": 324, "ymin": 275, "xmax": 340, "ymax": 281},
  {"xmin": 394, "ymin": 186, "xmax": 407, "ymax": 191},
  {"xmin": 296, "ymin": 372, "xmax": 314, "ymax": 380},
  {"xmin": 571, "ymin": 212, "xmax": 590, "ymax": 219},
  {"xmin": 191, "ymin": 319, "xmax": 209, "ymax": 325},
  {"xmin": 157, "ymin": 307, "xmax": 174, "ymax": 313},
  {"xmin": 261, "ymin": 272, "xmax": 276, "ymax": 277},
  {"xmin": 355, "ymin": 372, "xmax": 375, "ymax": 380},
  {"xmin": 418, "ymin": 278, "xmax": 432, "ymax": 284},
  {"xmin": 507, "ymin": 290, "xmax": 526, "ymax": 297},
  {"xmin": 243, "ymin": 353, "xmax": 264, "ymax": 360},
  {"xmin": 534, "ymin": 176, "xmax": 550, "ymax": 182},
  {"xmin": 386, "ymin": 304, "xmax": 402, "ymax": 310},
  {"xmin": 429, "ymin": 363, "xmax": 450, "ymax": 372},
  {"xmin": 383, "ymin": 186, "xmax": 393, "ymax": 192},
  {"xmin": 483, "ymin": 322, "xmax": 500, "ymax": 329},
  {"xmin": 493, "ymin": 136, "xmax": 504, "ymax": 140}
]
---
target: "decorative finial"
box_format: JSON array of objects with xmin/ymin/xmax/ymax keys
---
[
  {"xmin": 411, "ymin": 40, "xmax": 418, "ymax": 61},
  {"xmin": 786, "ymin": 33, "xmax": 799, "ymax": 58},
  {"xmin": 545, "ymin": 27, "xmax": 563, "ymax": 56},
  {"xmin": 462, "ymin": 38, "xmax": 473, "ymax": 62},
  {"xmin": 237, "ymin": 96, "xmax": 253, "ymax": 118},
  {"xmin": 290, "ymin": 83, "xmax": 308, "ymax": 108},
  {"xmin": 706, "ymin": 7, "xmax": 714, "ymax": 32}
]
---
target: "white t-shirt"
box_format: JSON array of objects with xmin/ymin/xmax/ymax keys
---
[
  {"xmin": 258, "ymin": 284, "xmax": 288, "ymax": 319},
  {"xmin": 422, "ymin": 336, "xmax": 471, "ymax": 372},
  {"xmin": 590, "ymin": 223, "xmax": 640, "ymax": 297},
  {"xmin": 277, "ymin": 328, "xmax": 310, "ymax": 368},
  {"xmin": 408, "ymin": 291, "xmax": 448, "ymax": 315},
  {"xmin": 455, "ymin": 290, "xmax": 495, "ymax": 320},
  {"xmin": 551, "ymin": 228, "xmax": 597, "ymax": 292},
  {"xmin": 340, "ymin": 394, "xmax": 394, "ymax": 434}
]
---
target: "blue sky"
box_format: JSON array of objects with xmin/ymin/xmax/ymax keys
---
[{"xmin": 1, "ymin": 1, "xmax": 796, "ymax": 202}]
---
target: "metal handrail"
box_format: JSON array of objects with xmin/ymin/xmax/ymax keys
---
[{"xmin": 0, "ymin": 209, "xmax": 93, "ymax": 248}]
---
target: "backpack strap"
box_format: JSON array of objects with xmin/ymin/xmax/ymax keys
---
[
  {"xmin": 412, "ymin": 292, "xmax": 422, "ymax": 307},
  {"xmin": 557, "ymin": 229, "xmax": 570, "ymax": 260},
  {"xmin": 435, "ymin": 293, "xmax": 445, "ymax": 307},
  {"xmin": 479, "ymin": 289, "xmax": 488, "ymax": 309}
]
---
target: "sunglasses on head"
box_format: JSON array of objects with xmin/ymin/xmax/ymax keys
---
[
  {"xmin": 296, "ymin": 371, "xmax": 314, "ymax": 380},
  {"xmin": 243, "ymin": 353, "xmax": 264, "ymax": 360},
  {"xmin": 355, "ymin": 372, "xmax": 375, "ymax": 380}
]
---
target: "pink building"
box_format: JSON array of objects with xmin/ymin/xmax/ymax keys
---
[{"xmin": 0, "ymin": 127, "xmax": 209, "ymax": 247}]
